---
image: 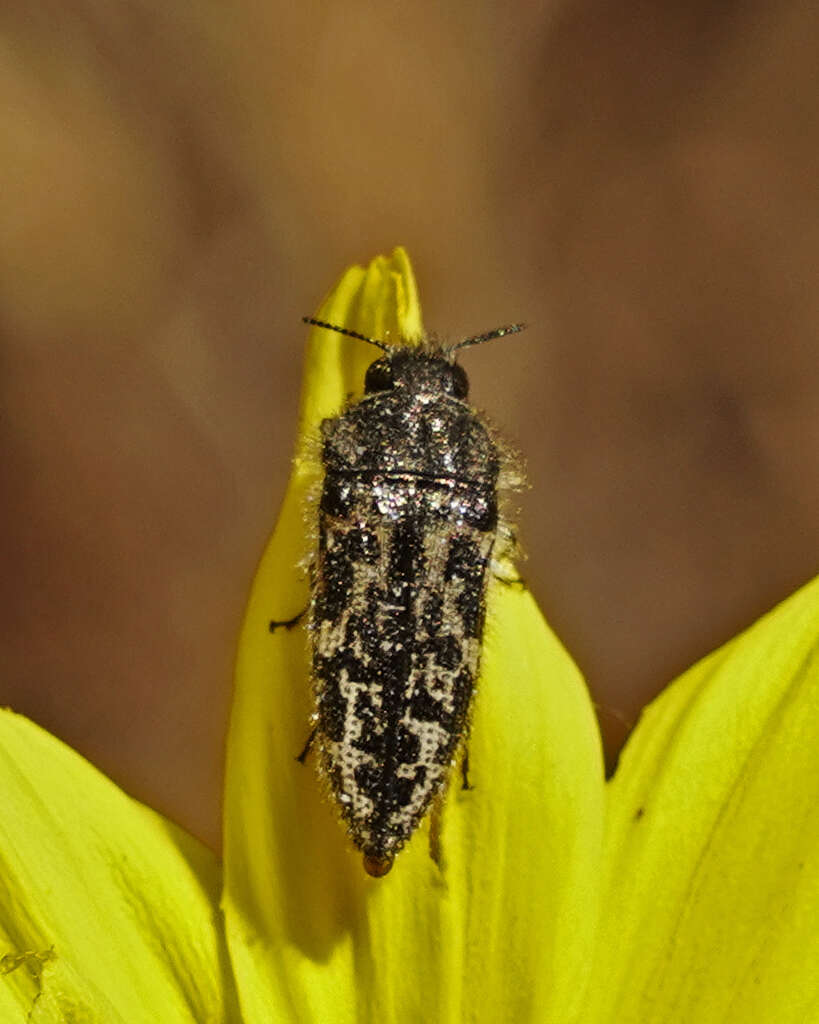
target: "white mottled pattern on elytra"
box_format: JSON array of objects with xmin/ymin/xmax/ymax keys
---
[
  {"xmin": 387, "ymin": 713, "xmax": 451, "ymax": 828},
  {"xmin": 314, "ymin": 501, "xmax": 494, "ymax": 856}
]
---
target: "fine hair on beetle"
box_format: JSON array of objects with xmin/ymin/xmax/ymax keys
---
[{"xmin": 280, "ymin": 315, "xmax": 528, "ymax": 877}]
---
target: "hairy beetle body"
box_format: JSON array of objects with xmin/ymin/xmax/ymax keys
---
[{"xmin": 300, "ymin": 320, "xmax": 525, "ymax": 876}]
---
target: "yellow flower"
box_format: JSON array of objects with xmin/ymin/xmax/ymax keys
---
[
  {"xmin": 223, "ymin": 247, "xmax": 603, "ymax": 1021},
  {"xmin": 1, "ymin": 247, "xmax": 818, "ymax": 1022},
  {"xmin": 0, "ymin": 710, "xmax": 235, "ymax": 1021}
]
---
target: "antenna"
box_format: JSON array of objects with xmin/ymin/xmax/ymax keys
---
[
  {"xmin": 447, "ymin": 322, "xmax": 527, "ymax": 354},
  {"xmin": 303, "ymin": 316, "xmax": 391, "ymax": 353}
]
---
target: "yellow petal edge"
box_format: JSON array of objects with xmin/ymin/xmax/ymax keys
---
[
  {"xmin": 587, "ymin": 573, "xmax": 819, "ymax": 1023},
  {"xmin": 223, "ymin": 247, "xmax": 604, "ymax": 1024},
  {"xmin": 0, "ymin": 709, "xmax": 236, "ymax": 1023}
]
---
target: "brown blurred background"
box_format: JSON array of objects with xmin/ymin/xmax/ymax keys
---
[{"xmin": 1, "ymin": 2, "xmax": 818, "ymax": 850}]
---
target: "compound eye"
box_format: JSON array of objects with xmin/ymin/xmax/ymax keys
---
[
  {"xmin": 451, "ymin": 362, "xmax": 469, "ymax": 399},
  {"xmin": 364, "ymin": 358, "xmax": 394, "ymax": 393}
]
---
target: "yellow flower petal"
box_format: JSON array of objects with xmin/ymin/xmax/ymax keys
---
[
  {"xmin": 223, "ymin": 247, "xmax": 604, "ymax": 1022},
  {"xmin": 0, "ymin": 710, "xmax": 236, "ymax": 1022},
  {"xmin": 587, "ymin": 574, "xmax": 819, "ymax": 1022}
]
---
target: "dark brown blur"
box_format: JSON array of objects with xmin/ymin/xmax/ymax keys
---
[{"xmin": 1, "ymin": 2, "xmax": 818, "ymax": 849}]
